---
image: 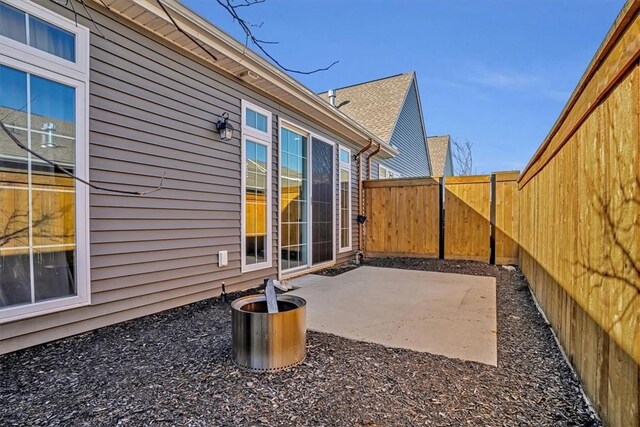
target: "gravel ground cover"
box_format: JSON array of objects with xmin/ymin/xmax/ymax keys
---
[{"xmin": 1, "ymin": 258, "xmax": 599, "ymax": 426}]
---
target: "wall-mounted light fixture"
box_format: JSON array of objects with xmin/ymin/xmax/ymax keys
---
[{"xmin": 216, "ymin": 112, "xmax": 234, "ymax": 141}]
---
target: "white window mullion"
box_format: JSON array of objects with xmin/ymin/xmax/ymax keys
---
[
  {"xmin": 24, "ymin": 12, "xmax": 30, "ymax": 45},
  {"xmin": 26, "ymin": 73, "xmax": 35, "ymax": 304}
]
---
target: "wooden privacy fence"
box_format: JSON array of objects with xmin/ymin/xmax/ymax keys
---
[
  {"xmin": 363, "ymin": 171, "xmax": 519, "ymax": 264},
  {"xmin": 516, "ymin": 2, "xmax": 640, "ymax": 426}
]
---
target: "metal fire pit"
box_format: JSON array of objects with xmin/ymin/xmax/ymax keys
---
[{"xmin": 231, "ymin": 294, "xmax": 306, "ymax": 372}]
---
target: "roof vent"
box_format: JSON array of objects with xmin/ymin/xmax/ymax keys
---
[{"xmin": 328, "ymin": 89, "xmax": 336, "ymax": 106}]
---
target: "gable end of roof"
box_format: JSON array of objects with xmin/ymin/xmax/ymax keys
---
[{"xmin": 319, "ymin": 72, "xmax": 415, "ymax": 142}]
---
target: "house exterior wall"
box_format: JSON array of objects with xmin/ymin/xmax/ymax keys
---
[
  {"xmin": 378, "ymin": 81, "xmax": 430, "ymax": 178},
  {"xmin": 0, "ymin": 0, "xmax": 361, "ymax": 353}
]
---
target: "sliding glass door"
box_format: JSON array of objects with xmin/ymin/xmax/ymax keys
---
[
  {"xmin": 280, "ymin": 128, "xmax": 308, "ymax": 271},
  {"xmin": 311, "ymin": 137, "xmax": 334, "ymax": 265},
  {"xmin": 280, "ymin": 126, "xmax": 335, "ymax": 273}
]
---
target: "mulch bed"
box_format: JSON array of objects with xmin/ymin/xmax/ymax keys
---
[
  {"xmin": 0, "ymin": 258, "xmax": 599, "ymax": 426},
  {"xmin": 314, "ymin": 262, "xmax": 361, "ymax": 276}
]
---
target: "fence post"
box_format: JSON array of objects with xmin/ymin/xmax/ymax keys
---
[
  {"xmin": 489, "ymin": 173, "xmax": 496, "ymax": 265},
  {"xmin": 438, "ymin": 176, "xmax": 445, "ymax": 259}
]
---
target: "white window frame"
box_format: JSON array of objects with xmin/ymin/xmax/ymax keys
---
[
  {"xmin": 241, "ymin": 99, "xmax": 272, "ymax": 140},
  {"xmin": 0, "ymin": 0, "xmax": 91, "ymax": 323},
  {"xmin": 379, "ymin": 164, "xmax": 402, "ymax": 179},
  {"xmin": 338, "ymin": 146, "xmax": 352, "ymax": 253},
  {"xmin": 241, "ymin": 100, "xmax": 272, "ymax": 273}
]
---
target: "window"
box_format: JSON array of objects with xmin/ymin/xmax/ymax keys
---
[
  {"xmin": 339, "ymin": 146, "xmax": 352, "ymax": 252},
  {"xmin": 0, "ymin": 0, "xmax": 88, "ymax": 74},
  {"xmin": 242, "ymin": 100, "xmax": 271, "ymax": 136},
  {"xmin": 0, "ymin": 0, "xmax": 89, "ymax": 322},
  {"xmin": 379, "ymin": 164, "xmax": 401, "ymax": 179},
  {"xmin": 245, "ymin": 109, "xmax": 268, "ymax": 133},
  {"xmin": 241, "ymin": 101, "xmax": 272, "ymax": 272},
  {"xmin": 1, "ymin": 1, "xmax": 75, "ymax": 61}
]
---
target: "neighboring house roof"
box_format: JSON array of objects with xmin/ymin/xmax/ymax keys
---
[
  {"xmin": 318, "ymin": 73, "xmax": 415, "ymax": 143},
  {"xmin": 96, "ymin": 0, "xmax": 397, "ymax": 158},
  {"xmin": 426, "ymin": 135, "xmax": 452, "ymax": 176}
]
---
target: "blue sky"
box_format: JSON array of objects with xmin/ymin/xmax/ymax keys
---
[{"xmin": 184, "ymin": 0, "xmax": 624, "ymax": 173}]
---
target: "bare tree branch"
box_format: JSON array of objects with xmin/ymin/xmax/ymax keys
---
[
  {"xmin": 154, "ymin": 0, "xmax": 219, "ymax": 63},
  {"xmin": 0, "ymin": 121, "xmax": 166, "ymax": 196},
  {"xmin": 50, "ymin": 0, "xmax": 106, "ymax": 38},
  {"xmin": 216, "ymin": 0, "xmax": 339, "ymax": 75},
  {"xmin": 452, "ymin": 139, "xmax": 474, "ymax": 176},
  {"xmin": 232, "ymin": 0, "xmax": 265, "ymax": 8}
]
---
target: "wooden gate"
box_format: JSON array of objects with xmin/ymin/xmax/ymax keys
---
[
  {"xmin": 444, "ymin": 176, "xmax": 491, "ymax": 261},
  {"xmin": 363, "ymin": 177, "xmax": 440, "ymax": 257}
]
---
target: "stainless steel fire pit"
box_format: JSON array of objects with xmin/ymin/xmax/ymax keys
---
[{"xmin": 231, "ymin": 294, "xmax": 306, "ymax": 372}]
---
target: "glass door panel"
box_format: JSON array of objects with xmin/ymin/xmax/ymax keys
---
[
  {"xmin": 311, "ymin": 137, "xmax": 334, "ymax": 265},
  {"xmin": 280, "ymin": 128, "xmax": 308, "ymax": 271}
]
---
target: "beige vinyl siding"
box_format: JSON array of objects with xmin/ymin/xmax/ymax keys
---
[
  {"xmin": 1, "ymin": 0, "xmax": 363, "ymax": 353},
  {"xmin": 370, "ymin": 158, "xmax": 382, "ymax": 180},
  {"xmin": 371, "ymin": 159, "xmax": 378, "ymax": 180}
]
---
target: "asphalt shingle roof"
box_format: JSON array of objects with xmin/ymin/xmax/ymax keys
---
[
  {"xmin": 319, "ymin": 73, "xmax": 415, "ymax": 143},
  {"xmin": 0, "ymin": 107, "xmax": 75, "ymax": 168},
  {"xmin": 426, "ymin": 135, "xmax": 451, "ymax": 177}
]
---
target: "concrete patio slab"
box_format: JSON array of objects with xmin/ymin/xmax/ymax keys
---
[{"xmin": 287, "ymin": 266, "xmax": 497, "ymax": 365}]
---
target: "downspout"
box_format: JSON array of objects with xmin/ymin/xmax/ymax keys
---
[
  {"xmin": 355, "ymin": 138, "xmax": 374, "ymax": 262},
  {"xmin": 360, "ymin": 142, "xmax": 382, "ymax": 259}
]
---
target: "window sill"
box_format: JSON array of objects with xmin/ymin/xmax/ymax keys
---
[
  {"xmin": 0, "ymin": 297, "xmax": 90, "ymax": 324},
  {"xmin": 241, "ymin": 261, "xmax": 273, "ymax": 274}
]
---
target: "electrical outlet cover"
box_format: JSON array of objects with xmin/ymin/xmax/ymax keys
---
[{"xmin": 218, "ymin": 250, "xmax": 228, "ymax": 267}]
